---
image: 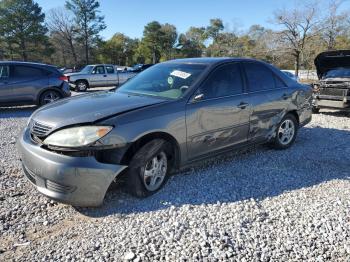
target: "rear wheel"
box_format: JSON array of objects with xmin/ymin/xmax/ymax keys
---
[
  {"xmin": 270, "ymin": 114, "xmax": 298, "ymax": 150},
  {"xmin": 75, "ymin": 80, "xmax": 88, "ymax": 92},
  {"xmin": 39, "ymin": 90, "xmax": 61, "ymax": 106},
  {"xmin": 125, "ymin": 139, "xmax": 172, "ymax": 198}
]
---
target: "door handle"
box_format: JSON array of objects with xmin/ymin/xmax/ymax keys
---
[
  {"xmin": 103, "ymin": 75, "xmax": 107, "ymax": 77},
  {"xmin": 237, "ymin": 102, "xmax": 249, "ymax": 109}
]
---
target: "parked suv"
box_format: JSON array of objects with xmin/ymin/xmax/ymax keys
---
[
  {"xmin": 17, "ymin": 58, "xmax": 312, "ymax": 207},
  {"xmin": 0, "ymin": 61, "xmax": 71, "ymax": 106},
  {"xmin": 313, "ymin": 50, "xmax": 350, "ymax": 112}
]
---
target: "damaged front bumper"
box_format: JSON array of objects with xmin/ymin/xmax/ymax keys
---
[
  {"xmin": 313, "ymin": 85, "xmax": 350, "ymax": 110},
  {"xmin": 17, "ymin": 128, "xmax": 127, "ymax": 207}
]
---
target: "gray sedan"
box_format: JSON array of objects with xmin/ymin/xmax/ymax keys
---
[{"xmin": 17, "ymin": 58, "xmax": 313, "ymax": 207}]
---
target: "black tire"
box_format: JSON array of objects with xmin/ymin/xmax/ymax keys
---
[
  {"xmin": 270, "ymin": 114, "xmax": 298, "ymax": 150},
  {"xmin": 312, "ymin": 107, "xmax": 320, "ymax": 114},
  {"xmin": 125, "ymin": 139, "xmax": 173, "ymax": 198},
  {"xmin": 39, "ymin": 90, "xmax": 62, "ymax": 106},
  {"xmin": 75, "ymin": 80, "xmax": 88, "ymax": 92}
]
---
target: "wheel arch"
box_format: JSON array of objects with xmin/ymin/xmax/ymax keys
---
[
  {"xmin": 75, "ymin": 79, "xmax": 90, "ymax": 87},
  {"xmin": 286, "ymin": 110, "xmax": 300, "ymax": 126},
  {"xmin": 120, "ymin": 131, "xmax": 181, "ymax": 170},
  {"xmin": 36, "ymin": 87, "xmax": 63, "ymax": 105}
]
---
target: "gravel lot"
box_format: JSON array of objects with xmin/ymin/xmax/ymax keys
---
[{"xmin": 0, "ymin": 104, "xmax": 349, "ymax": 261}]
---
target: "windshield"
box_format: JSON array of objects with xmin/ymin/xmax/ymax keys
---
[
  {"xmin": 118, "ymin": 63, "xmax": 207, "ymax": 99},
  {"xmin": 323, "ymin": 68, "xmax": 350, "ymax": 79},
  {"xmin": 80, "ymin": 65, "xmax": 94, "ymax": 74}
]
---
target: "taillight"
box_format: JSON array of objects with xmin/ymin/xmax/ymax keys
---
[{"xmin": 59, "ymin": 75, "xmax": 69, "ymax": 82}]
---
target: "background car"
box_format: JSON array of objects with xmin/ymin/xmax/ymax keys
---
[
  {"xmin": 282, "ymin": 70, "xmax": 300, "ymax": 82},
  {"xmin": 129, "ymin": 63, "xmax": 154, "ymax": 73},
  {"xmin": 0, "ymin": 61, "xmax": 71, "ymax": 106},
  {"xmin": 312, "ymin": 50, "xmax": 350, "ymax": 113},
  {"xmin": 65, "ymin": 64, "xmax": 137, "ymax": 91}
]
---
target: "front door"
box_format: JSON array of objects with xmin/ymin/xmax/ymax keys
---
[
  {"xmin": 186, "ymin": 63, "xmax": 251, "ymax": 160},
  {"xmin": 90, "ymin": 65, "xmax": 107, "ymax": 87}
]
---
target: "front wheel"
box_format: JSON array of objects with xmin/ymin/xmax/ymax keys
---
[
  {"xmin": 125, "ymin": 139, "xmax": 172, "ymax": 198},
  {"xmin": 270, "ymin": 114, "xmax": 298, "ymax": 150}
]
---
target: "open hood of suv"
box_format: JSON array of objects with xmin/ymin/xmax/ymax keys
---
[{"xmin": 314, "ymin": 50, "xmax": 350, "ymax": 79}]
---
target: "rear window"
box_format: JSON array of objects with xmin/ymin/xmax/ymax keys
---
[
  {"xmin": 106, "ymin": 66, "xmax": 114, "ymax": 74},
  {"xmin": 13, "ymin": 66, "xmax": 45, "ymax": 78},
  {"xmin": 244, "ymin": 62, "xmax": 275, "ymax": 92}
]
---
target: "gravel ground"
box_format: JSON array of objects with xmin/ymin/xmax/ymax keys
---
[{"xmin": 0, "ymin": 105, "xmax": 350, "ymax": 261}]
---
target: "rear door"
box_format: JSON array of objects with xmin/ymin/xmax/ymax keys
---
[
  {"xmin": 7, "ymin": 65, "xmax": 48, "ymax": 103},
  {"xmin": 242, "ymin": 62, "xmax": 291, "ymax": 142},
  {"xmin": 186, "ymin": 63, "xmax": 251, "ymax": 160},
  {"xmin": 0, "ymin": 64, "xmax": 12, "ymax": 103},
  {"xmin": 90, "ymin": 65, "xmax": 107, "ymax": 87},
  {"xmin": 105, "ymin": 65, "xmax": 118, "ymax": 86}
]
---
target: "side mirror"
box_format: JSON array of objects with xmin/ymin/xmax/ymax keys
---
[{"xmin": 193, "ymin": 93, "xmax": 204, "ymax": 102}]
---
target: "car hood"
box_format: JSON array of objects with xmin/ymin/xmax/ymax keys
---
[
  {"xmin": 31, "ymin": 91, "xmax": 168, "ymax": 129},
  {"xmin": 314, "ymin": 50, "xmax": 350, "ymax": 79}
]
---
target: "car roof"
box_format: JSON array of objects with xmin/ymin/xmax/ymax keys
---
[
  {"xmin": 165, "ymin": 57, "xmax": 260, "ymax": 65},
  {"xmin": 0, "ymin": 61, "xmax": 55, "ymax": 67}
]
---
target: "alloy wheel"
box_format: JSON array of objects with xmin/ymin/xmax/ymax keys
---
[
  {"xmin": 278, "ymin": 119, "xmax": 295, "ymax": 145},
  {"xmin": 43, "ymin": 91, "xmax": 60, "ymax": 104},
  {"xmin": 142, "ymin": 151, "xmax": 167, "ymax": 191}
]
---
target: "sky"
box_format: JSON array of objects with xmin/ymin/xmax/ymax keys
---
[{"xmin": 36, "ymin": 0, "xmax": 350, "ymax": 40}]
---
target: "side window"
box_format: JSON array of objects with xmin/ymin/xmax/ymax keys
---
[
  {"xmin": 198, "ymin": 63, "xmax": 243, "ymax": 99},
  {"xmin": 275, "ymin": 75, "xmax": 287, "ymax": 88},
  {"xmin": 244, "ymin": 63, "xmax": 275, "ymax": 92},
  {"xmin": 0, "ymin": 65, "xmax": 9, "ymax": 79},
  {"xmin": 106, "ymin": 66, "xmax": 114, "ymax": 74},
  {"xmin": 13, "ymin": 66, "xmax": 44, "ymax": 78},
  {"xmin": 92, "ymin": 66, "xmax": 105, "ymax": 74}
]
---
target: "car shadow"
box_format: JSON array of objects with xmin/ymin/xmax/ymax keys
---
[
  {"xmin": 77, "ymin": 125, "xmax": 350, "ymax": 217},
  {"xmin": 0, "ymin": 106, "xmax": 36, "ymax": 118}
]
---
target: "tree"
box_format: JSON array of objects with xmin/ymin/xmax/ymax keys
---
[
  {"xmin": 321, "ymin": 0, "xmax": 348, "ymax": 50},
  {"xmin": 160, "ymin": 23, "xmax": 177, "ymax": 60},
  {"xmin": 206, "ymin": 18, "xmax": 224, "ymax": 42},
  {"xmin": 65, "ymin": 0, "xmax": 106, "ymax": 64},
  {"xmin": 143, "ymin": 21, "xmax": 164, "ymax": 64},
  {"xmin": 178, "ymin": 27, "xmax": 207, "ymax": 58},
  {"xmin": 47, "ymin": 7, "xmax": 78, "ymax": 65},
  {"xmin": 273, "ymin": 3, "xmax": 320, "ymax": 76},
  {"xmin": 99, "ymin": 33, "xmax": 137, "ymax": 65},
  {"xmin": 0, "ymin": 0, "xmax": 49, "ymax": 61}
]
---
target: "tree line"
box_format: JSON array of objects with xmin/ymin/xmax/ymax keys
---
[{"xmin": 1, "ymin": 0, "xmax": 350, "ymax": 75}]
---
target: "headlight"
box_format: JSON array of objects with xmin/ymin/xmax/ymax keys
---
[{"xmin": 43, "ymin": 126, "xmax": 113, "ymax": 148}]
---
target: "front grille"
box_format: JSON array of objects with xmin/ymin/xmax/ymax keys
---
[
  {"xmin": 320, "ymin": 88, "xmax": 348, "ymax": 96},
  {"xmin": 46, "ymin": 180, "xmax": 75, "ymax": 193},
  {"xmin": 31, "ymin": 121, "xmax": 53, "ymax": 137}
]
